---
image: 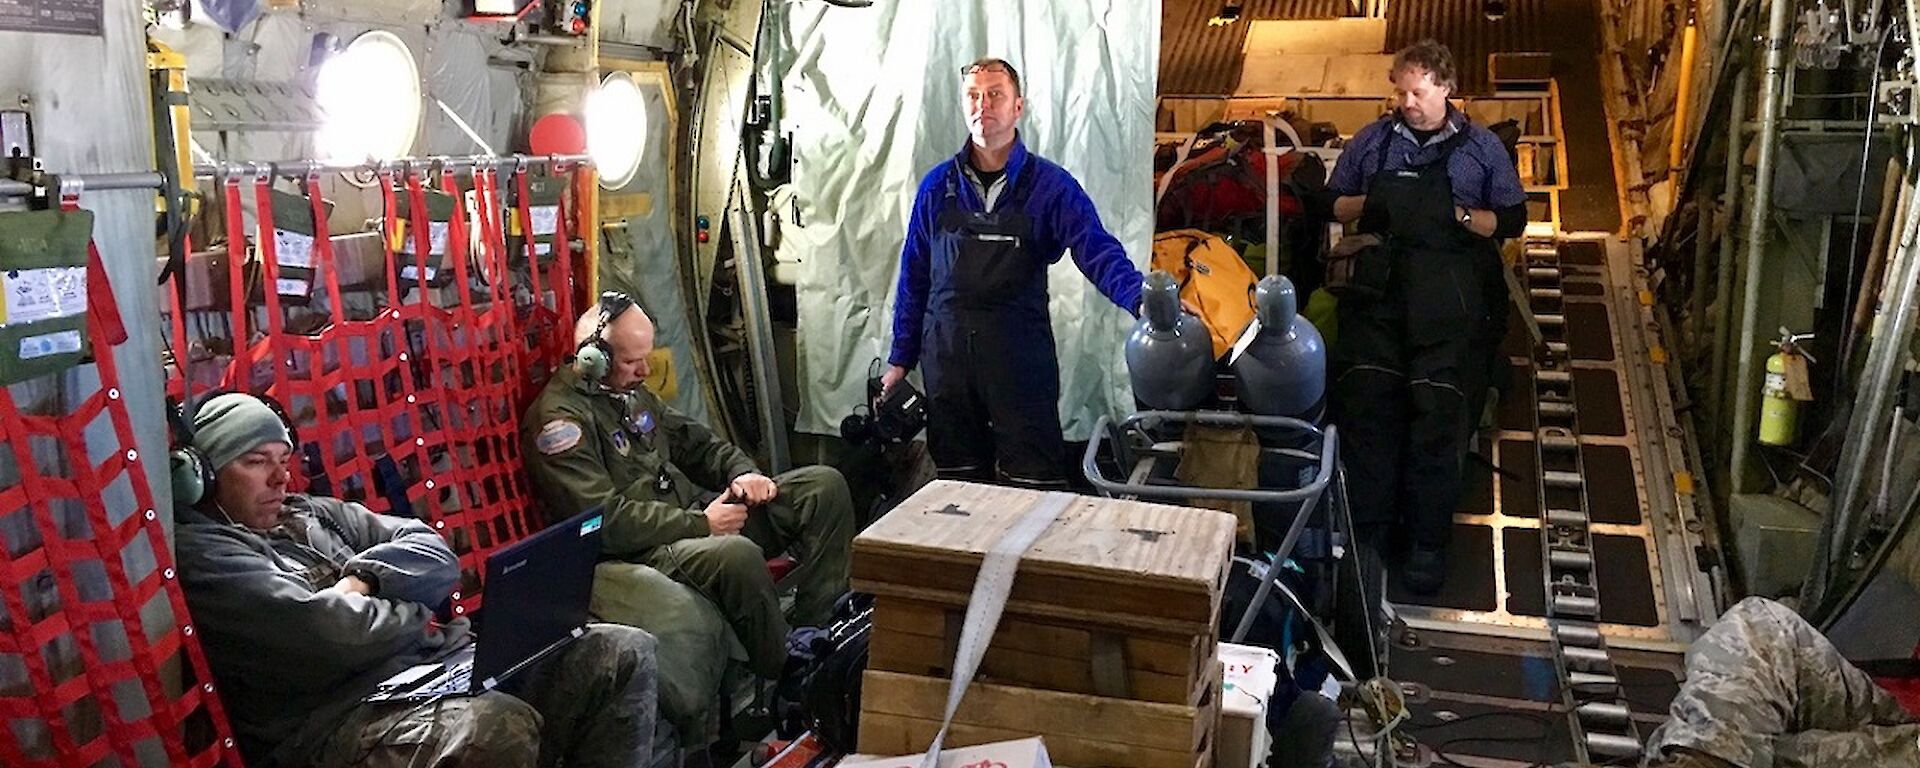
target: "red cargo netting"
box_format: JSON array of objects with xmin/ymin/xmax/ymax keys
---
[
  {"xmin": 166, "ymin": 164, "xmax": 586, "ymax": 615},
  {"xmin": 1, "ymin": 196, "xmax": 239, "ymax": 767}
]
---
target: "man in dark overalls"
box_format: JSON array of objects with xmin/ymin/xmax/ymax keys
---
[
  {"xmin": 1320, "ymin": 41, "xmax": 1528, "ymax": 594},
  {"xmin": 882, "ymin": 57, "xmax": 1145, "ymax": 488}
]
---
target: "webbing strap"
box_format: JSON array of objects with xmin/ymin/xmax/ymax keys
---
[
  {"xmin": 168, "ymin": 230, "xmax": 195, "ymax": 403},
  {"xmin": 919, "ymin": 492, "xmax": 1075, "ymax": 768},
  {"xmin": 220, "ymin": 177, "xmax": 249, "ymax": 389},
  {"xmin": 1155, "ymin": 133, "xmax": 1200, "ymax": 206}
]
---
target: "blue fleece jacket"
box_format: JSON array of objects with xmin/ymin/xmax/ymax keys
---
[{"xmin": 888, "ymin": 134, "xmax": 1143, "ymax": 370}]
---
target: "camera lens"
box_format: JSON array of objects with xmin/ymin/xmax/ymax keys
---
[{"xmin": 840, "ymin": 414, "xmax": 872, "ymax": 444}]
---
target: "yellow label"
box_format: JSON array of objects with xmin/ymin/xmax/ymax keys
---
[
  {"xmin": 1674, "ymin": 472, "xmax": 1695, "ymax": 495},
  {"xmin": 1649, "ymin": 345, "xmax": 1668, "ymax": 364}
]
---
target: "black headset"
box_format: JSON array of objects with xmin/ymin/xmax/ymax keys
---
[
  {"xmin": 572, "ymin": 291, "xmax": 636, "ymax": 385},
  {"xmin": 167, "ymin": 390, "xmax": 301, "ymax": 508}
]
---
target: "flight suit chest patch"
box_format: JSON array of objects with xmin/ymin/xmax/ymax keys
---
[{"xmin": 610, "ymin": 429, "xmax": 631, "ymax": 456}]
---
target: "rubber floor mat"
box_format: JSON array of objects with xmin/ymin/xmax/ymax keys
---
[
  {"xmin": 1583, "ymin": 444, "xmax": 1641, "ymax": 525},
  {"xmin": 1501, "ymin": 363, "xmax": 1536, "ymax": 432},
  {"xmin": 1389, "ymin": 524, "xmax": 1498, "ymax": 611},
  {"xmin": 1462, "ymin": 446, "xmax": 1496, "ymax": 515},
  {"xmin": 1560, "ymin": 241, "xmax": 1606, "ymax": 265},
  {"xmin": 1505, "ymin": 527, "xmax": 1548, "ymax": 617},
  {"xmin": 1574, "ymin": 368, "xmax": 1627, "ymax": 435},
  {"xmin": 1499, "ymin": 438, "xmax": 1538, "ymax": 518},
  {"xmin": 1567, "ymin": 302, "xmax": 1616, "ymax": 361},
  {"xmin": 1618, "ymin": 665, "xmax": 1684, "ymax": 716},
  {"xmin": 1562, "ymin": 279, "xmax": 1606, "ymax": 297},
  {"xmin": 1404, "ymin": 697, "xmax": 1577, "ymax": 766},
  {"xmin": 1595, "ymin": 534, "xmax": 1659, "ymax": 627},
  {"xmin": 1392, "ymin": 643, "xmax": 1561, "ymax": 703}
]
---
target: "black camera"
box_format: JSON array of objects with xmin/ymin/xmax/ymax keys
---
[{"xmin": 841, "ymin": 362, "xmax": 926, "ymax": 446}]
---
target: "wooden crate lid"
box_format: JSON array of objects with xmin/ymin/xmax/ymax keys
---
[{"xmin": 852, "ymin": 481, "xmax": 1236, "ymax": 635}]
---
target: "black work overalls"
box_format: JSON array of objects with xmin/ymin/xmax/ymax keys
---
[
  {"xmin": 1331, "ymin": 126, "xmax": 1491, "ymax": 554},
  {"xmin": 921, "ymin": 168, "xmax": 1068, "ymax": 488}
]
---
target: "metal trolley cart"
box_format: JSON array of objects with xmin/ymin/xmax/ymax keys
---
[
  {"xmin": 1083, "ymin": 410, "xmax": 1421, "ymax": 765},
  {"xmin": 1081, "ymin": 410, "xmax": 1381, "ymax": 680}
]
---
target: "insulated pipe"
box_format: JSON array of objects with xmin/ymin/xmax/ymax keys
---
[
  {"xmin": 1710, "ymin": 64, "xmax": 1750, "ymax": 433},
  {"xmin": 1729, "ymin": 0, "xmax": 1796, "ymax": 494},
  {"xmin": 1671, "ymin": 19, "xmax": 1701, "ymax": 207},
  {"xmin": 1847, "ymin": 153, "xmax": 1909, "ymax": 368},
  {"xmin": 1691, "ymin": 188, "xmax": 1715, "ymax": 348}
]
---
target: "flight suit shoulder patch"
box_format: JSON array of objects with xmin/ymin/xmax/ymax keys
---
[{"xmin": 535, "ymin": 418, "xmax": 585, "ymax": 455}]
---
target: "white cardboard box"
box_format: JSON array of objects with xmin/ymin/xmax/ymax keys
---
[
  {"xmin": 1218, "ymin": 643, "xmax": 1282, "ymax": 768},
  {"xmin": 840, "ymin": 737, "xmax": 1051, "ymax": 768}
]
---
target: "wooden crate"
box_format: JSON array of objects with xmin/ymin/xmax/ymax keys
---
[
  {"xmin": 869, "ymin": 596, "xmax": 1215, "ymax": 705},
  {"xmin": 851, "ymin": 481, "xmax": 1237, "ymax": 637},
  {"xmin": 857, "ymin": 665, "xmax": 1222, "ymax": 768}
]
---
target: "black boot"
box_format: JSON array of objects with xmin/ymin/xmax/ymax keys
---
[{"xmin": 1400, "ymin": 546, "xmax": 1446, "ymax": 596}]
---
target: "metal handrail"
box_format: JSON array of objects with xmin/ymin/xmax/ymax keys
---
[{"xmin": 1082, "ymin": 410, "xmax": 1336, "ymax": 504}]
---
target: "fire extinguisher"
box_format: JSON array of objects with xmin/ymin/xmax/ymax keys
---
[{"xmin": 1760, "ymin": 328, "xmax": 1816, "ymax": 446}]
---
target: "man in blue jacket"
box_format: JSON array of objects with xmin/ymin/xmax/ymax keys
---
[
  {"xmin": 1319, "ymin": 41, "xmax": 1528, "ymax": 595},
  {"xmin": 172, "ymin": 392, "xmax": 660, "ymax": 767},
  {"xmin": 882, "ymin": 57, "xmax": 1144, "ymax": 489}
]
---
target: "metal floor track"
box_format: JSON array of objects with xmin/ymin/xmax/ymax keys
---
[
  {"xmin": 1358, "ymin": 45, "xmax": 1723, "ymax": 757},
  {"xmin": 1388, "ymin": 235, "xmax": 1717, "ymax": 651},
  {"xmin": 1359, "ymin": 233, "xmax": 1723, "ymax": 766}
]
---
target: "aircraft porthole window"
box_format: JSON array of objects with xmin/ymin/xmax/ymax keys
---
[
  {"xmin": 587, "ymin": 71, "xmax": 649, "ymax": 190},
  {"xmin": 316, "ymin": 30, "xmax": 423, "ymax": 163}
]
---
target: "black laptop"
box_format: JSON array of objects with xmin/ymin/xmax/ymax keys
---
[{"xmin": 363, "ymin": 508, "xmax": 604, "ymax": 702}]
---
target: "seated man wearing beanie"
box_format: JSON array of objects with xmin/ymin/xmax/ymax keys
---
[{"xmin": 172, "ymin": 392, "xmax": 662, "ymax": 767}]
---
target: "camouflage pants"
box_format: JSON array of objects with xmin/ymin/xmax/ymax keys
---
[
  {"xmin": 309, "ymin": 624, "xmax": 659, "ymax": 767},
  {"xmin": 1649, "ymin": 597, "xmax": 1920, "ymax": 768}
]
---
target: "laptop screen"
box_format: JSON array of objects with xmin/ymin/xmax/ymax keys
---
[{"xmin": 470, "ymin": 509, "xmax": 604, "ymax": 684}]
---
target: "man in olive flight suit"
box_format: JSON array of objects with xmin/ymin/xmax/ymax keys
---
[{"xmin": 523, "ymin": 293, "xmax": 855, "ymax": 698}]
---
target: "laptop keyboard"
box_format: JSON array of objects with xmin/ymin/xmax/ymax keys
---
[
  {"xmin": 437, "ymin": 661, "xmax": 472, "ymax": 693},
  {"xmin": 417, "ymin": 658, "xmax": 474, "ymax": 697},
  {"xmin": 369, "ymin": 656, "xmax": 475, "ymax": 702}
]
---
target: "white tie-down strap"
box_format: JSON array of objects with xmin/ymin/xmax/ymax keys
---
[
  {"xmin": 917, "ymin": 491, "xmax": 1077, "ymax": 768},
  {"xmin": 1155, "ymin": 133, "xmax": 1201, "ymax": 206},
  {"xmin": 1261, "ymin": 118, "xmax": 1302, "ymax": 278}
]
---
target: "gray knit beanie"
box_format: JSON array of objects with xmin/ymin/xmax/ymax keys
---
[{"xmin": 191, "ymin": 393, "xmax": 293, "ymax": 470}]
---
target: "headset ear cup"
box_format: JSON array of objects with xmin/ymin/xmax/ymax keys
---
[
  {"xmin": 574, "ymin": 340, "xmax": 611, "ymax": 383},
  {"xmin": 169, "ymin": 447, "xmax": 213, "ymax": 507}
]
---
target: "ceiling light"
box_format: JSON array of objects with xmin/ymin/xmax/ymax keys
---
[{"xmin": 1208, "ymin": 1, "xmax": 1243, "ymax": 26}]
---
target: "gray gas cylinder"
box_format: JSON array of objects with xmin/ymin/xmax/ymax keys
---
[
  {"xmin": 1126, "ymin": 270, "xmax": 1214, "ymax": 410},
  {"xmin": 1231, "ymin": 275, "xmax": 1327, "ymax": 418}
]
